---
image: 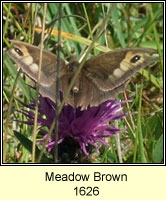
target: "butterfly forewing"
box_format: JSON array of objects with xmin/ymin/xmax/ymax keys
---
[{"xmin": 83, "ymin": 48, "xmax": 157, "ymax": 92}]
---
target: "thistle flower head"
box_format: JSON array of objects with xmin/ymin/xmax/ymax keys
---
[{"xmin": 19, "ymin": 95, "xmax": 127, "ymax": 156}]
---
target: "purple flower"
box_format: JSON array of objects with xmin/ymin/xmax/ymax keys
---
[{"xmin": 18, "ymin": 95, "xmax": 127, "ymax": 155}]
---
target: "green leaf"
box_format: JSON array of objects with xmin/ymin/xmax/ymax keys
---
[
  {"xmin": 14, "ymin": 131, "xmax": 52, "ymax": 163},
  {"xmin": 153, "ymin": 134, "xmax": 163, "ymax": 163}
]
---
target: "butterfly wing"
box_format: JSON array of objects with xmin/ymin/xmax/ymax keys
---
[
  {"xmin": 83, "ymin": 48, "xmax": 157, "ymax": 91},
  {"xmin": 70, "ymin": 48, "xmax": 157, "ymax": 108},
  {"xmin": 8, "ymin": 40, "xmax": 67, "ymax": 87},
  {"xmin": 7, "ymin": 40, "xmax": 69, "ymax": 102}
]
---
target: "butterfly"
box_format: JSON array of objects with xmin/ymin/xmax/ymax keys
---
[{"xmin": 7, "ymin": 40, "xmax": 158, "ymax": 109}]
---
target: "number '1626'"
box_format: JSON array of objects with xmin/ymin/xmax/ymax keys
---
[{"xmin": 74, "ymin": 186, "xmax": 99, "ymax": 196}]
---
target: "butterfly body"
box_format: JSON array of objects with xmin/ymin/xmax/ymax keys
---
[{"xmin": 7, "ymin": 40, "xmax": 158, "ymax": 109}]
